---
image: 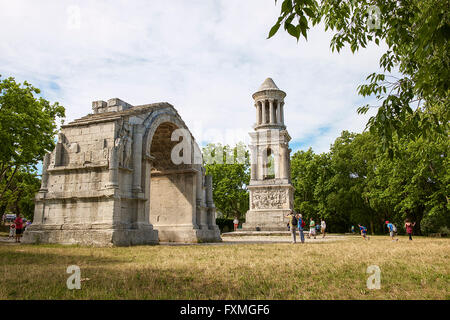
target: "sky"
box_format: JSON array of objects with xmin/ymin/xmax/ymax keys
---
[{"xmin": 0, "ymin": 0, "xmax": 385, "ymax": 154}]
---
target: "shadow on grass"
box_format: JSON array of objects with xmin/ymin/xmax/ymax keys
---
[{"xmin": 0, "ymin": 244, "xmax": 124, "ymax": 266}]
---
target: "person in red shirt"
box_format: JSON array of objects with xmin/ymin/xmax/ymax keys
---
[
  {"xmin": 14, "ymin": 214, "xmax": 24, "ymax": 243},
  {"xmin": 404, "ymin": 219, "xmax": 416, "ymax": 241}
]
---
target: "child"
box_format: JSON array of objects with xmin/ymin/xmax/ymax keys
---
[
  {"xmin": 233, "ymin": 217, "xmax": 239, "ymax": 231},
  {"xmin": 385, "ymin": 221, "xmax": 398, "ymax": 241},
  {"xmin": 358, "ymin": 224, "xmax": 369, "ymax": 240},
  {"xmin": 9, "ymin": 223, "xmax": 16, "ymax": 239},
  {"xmin": 309, "ymin": 218, "xmax": 316, "ymax": 239}
]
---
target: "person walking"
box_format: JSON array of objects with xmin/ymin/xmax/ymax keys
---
[
  {"xmin": 297, "ymin": 214, "xmax": 305, "ymax": 243},
  {"xmin": 14, "ymin": 214, "xmax": 24, "ymax": 243},
  {"xmin": 321, "ymin": 219, "xmax": 326, "ymax": 238},
  {"xmin": 9, "ymin": 222, "xmax": 16, "ymax": 239},
  {"xmin": 358, "ymin": 224, "xmax": 369, "ymax": 240},
  {"xmin": 233, "ymin": 217, "xmax": 239, "ymax": 231},
  {"xmin": 351, "ymin": 225, "xmax": 355, "ymax": 234},
  {"xmin": 309, "ymin": 218, "xmax": 316, "ymax": 239},
  {"xmin": 286, "ymin": 211, "xmax": 297, "ymax": 244},
  {"xmin": 404, "ymin": 219, "xmax": 416, "ymax": 240},
  {"xmin": 385, "ymin": 221, "xmax": 399, "ymax": 241}
]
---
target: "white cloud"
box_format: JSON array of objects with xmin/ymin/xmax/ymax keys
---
[{"xmin": 0, "ymin": 0, "xmax": 387, "ymax": 154}]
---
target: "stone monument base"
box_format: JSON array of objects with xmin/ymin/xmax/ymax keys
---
[
  {"xmin": 22, "ymin": 224, "xmax": 159, "ymax": 246},
  {"xmin": 155, "ymin": 225, "xmax": 221, "ymax": 243},
  {"xmin": 242, "ymin": 209, "xmax": 292, "ymax": 231}
]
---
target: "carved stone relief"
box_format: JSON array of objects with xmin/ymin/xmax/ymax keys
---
[{"xmin": 251, "ymin": 188, "xmax": 288, "ymax": 209}]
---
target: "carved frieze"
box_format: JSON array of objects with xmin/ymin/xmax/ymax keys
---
[{"xmin": 251, "ymin": 188, "xmax": 288, "ymax": 209}]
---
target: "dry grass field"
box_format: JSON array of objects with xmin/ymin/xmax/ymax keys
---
[{"xmin": 0, "ymin": 235, "xmax": 448, "ymax": 300}]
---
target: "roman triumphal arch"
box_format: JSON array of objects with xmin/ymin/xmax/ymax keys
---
[{"xmin": 23, "ymin": 98, "xmax": 221, "ymax": 246}]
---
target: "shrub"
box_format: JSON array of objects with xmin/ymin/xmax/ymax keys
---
[
  {"xmin": 215, "ymin": 218, "xmax": 235, "ymax": 233},
  {"xmin": 421, "ymin": 212, "xmax": 450, "ymax": 236}
]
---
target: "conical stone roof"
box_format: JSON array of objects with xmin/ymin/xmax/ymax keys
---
[
  {"xmin": 252, "ymin": 77, "xmax": 286, "ymax": 99},
  {"xmin": 257, "ymin": 78, "xmax": 279, "ymax": 91}
]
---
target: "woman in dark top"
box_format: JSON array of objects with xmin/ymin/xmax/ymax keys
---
[
  {"xmin": 14, "ymin": 215, "xmax": 24, "ymax": 243},
  {"xmin": 404, "ymin": 219, "xmax": 416, "ymax": 240}
]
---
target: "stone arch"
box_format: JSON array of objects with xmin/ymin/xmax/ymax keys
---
[
  {"xmin": 23, "ymin": 100, "xmax": 220, "ymax": 246},
  {"xmin": 140, "ymin": 107, "xmax": 217, "ymax": 242},
  {"xmin": 262, "ymin": 147, "xmax": 275, "ymax": 180},
  {"xmin": 142, "ymin": 109, "xmax": 192, "ymax": 159}
]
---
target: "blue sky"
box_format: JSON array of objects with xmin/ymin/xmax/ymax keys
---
[{"xmin": 1, "ymin": 0, "xmax": 384, "ymax": 156}]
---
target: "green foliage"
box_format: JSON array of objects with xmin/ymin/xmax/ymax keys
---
[
  {"xmin": 0, "ymin": 75, "xmax": 65, "ymax": 216},
  {"xmin": 0, "ymin": 169, "xmax": 41, "ymax": 220},
  {"xmin": 291, "ymin": 125, "xmax": 449, "ymax": 235},
  {"xmin": 215, "ymin": 218, "xmax": 235, "ymax": 233},
  {"xmin": 203, "ymin": 142, "xmax": 250, "ymax": 219},
  {"xmin": 269, "ymin": 0, "xmax": 450, "ymax": 156}
]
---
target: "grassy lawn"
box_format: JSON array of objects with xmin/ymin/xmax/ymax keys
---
[{"xmin": 0, "ymin": 235, "xmax": 448, "ymax": 300}]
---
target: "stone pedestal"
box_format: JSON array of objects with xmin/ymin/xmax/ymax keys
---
[{"xmin": 243, "ymin": 183, "xmax": 294, "ymax": 231}]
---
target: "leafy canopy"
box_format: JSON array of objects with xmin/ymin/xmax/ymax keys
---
[
  {"xmin": 269, "ymin": 0, "xmax": 449, "ymax": 156},
  {"xmin": 0, "ymin": 75, "xmax": 65, "ymax": 206}
]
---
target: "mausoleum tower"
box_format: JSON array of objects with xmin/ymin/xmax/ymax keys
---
[{"xmin": 243, "ymin": 78, "xmax": 294, "ymax": 231}]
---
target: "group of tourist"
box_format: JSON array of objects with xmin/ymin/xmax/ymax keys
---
[
  {"xmin": 286, "ymin": 211, "xmax": 327, "ymax": 244},
  {"xmin": 4, "ymin": 214, "xmax": 27, "ymax": 243},
  {"xmin": 357, "ymin": 219, "xmax": 417, "ymax": 241},
  {"xmin": 286, "ymin": 211, "xmax": 418, "ymax": 244}
]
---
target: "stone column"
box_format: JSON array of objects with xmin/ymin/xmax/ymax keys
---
[
  {"xmin": 40, "ymin": 153, "xmax": 51, "ymax": 191},
  {"xmin": 54, "ymin": 133, "xmax": 64, "ymax": 166},
  {"xmin": 276, "ymin": 101, "xmax": 281, "ymax": 124},
  {"xmin": 280, "ymin": 102, "xmax": 285, "ymax": 124},
  {"xmin": 280, "ymin": 144, "xmax": 287, "ymax": 179},
  {"xmin": 196, "ymin": 165, "xmax": 204, "ymax": 206},
  {"xmin": 205, "ymin": 175, "xmax": 215, "ymax": 227},
  {"xmin": 143, "ymin": 155, "xmax": 154, "ymax": 224},
  {"xmin": 205, "ymin": 175, "xmax": 214, "ymax": 207},
  {"xmin": 287, "ymin": 147, "xmax": 292, "ymax": 182},
  {"xmin": 261, "ymin": 100, "xmax": 266, "ymax": 124},
  {"xmin": 255, "ymin": 103, "xmax": 260, "ymax": 125},
  {"xmin": 132, "ymin": 125, "xmax": 144, "ymax": 193},
  {"xmin": 269, "ymin": 99, "xmax": 274, "ymax": 124},
  {"xmin": 259, "ymin": 104, "xmax": 263, "ymax": 125},
  {"xmin": 250, "ymin": 144, "xmax": 257, "ymax": 180},
  {"xmin": 281, "ymin": 144, "xmax": 290, "ymax": 179},
  {"xmin": 273, "ymin": 144, "xmax": 281, "ymax": 179},
  {"xmin": 108, "ymin": 146, "xmax": 119, "ymax": 189}
]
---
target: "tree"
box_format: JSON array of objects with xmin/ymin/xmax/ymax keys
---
[
  {"xmin": 203, "ymin": 142, "xmax": 250, "ymax": 219},
  {"xmin": 0, "ymin": 169, "xmax": 41, "ymax": 220},
  {"xmin": 268, "ymin": 0, "xmax": 449, "ymax": 156},
  {"xmin": 0, "ymin": 75, "xmax": 65, "ymax": 207}
]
